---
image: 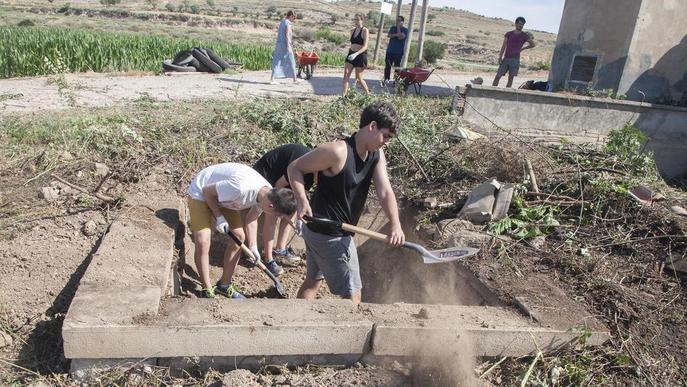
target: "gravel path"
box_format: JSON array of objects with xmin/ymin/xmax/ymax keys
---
[{"xmin": 0, "ymin": 67, "xmax": 541, "ymax": 115}]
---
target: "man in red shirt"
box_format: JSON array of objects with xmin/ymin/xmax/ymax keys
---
[{"xmin": 492, "ymin": 17, "xmax": 535, "ymax": 88}]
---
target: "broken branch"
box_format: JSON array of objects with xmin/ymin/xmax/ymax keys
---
[
  {"xmin": 50, "ymin": 174, "xmax": 116, "ymax": 203},
  {"xmin": 397, "ymin": 137, "xmax": 431, "ymax": 183}
]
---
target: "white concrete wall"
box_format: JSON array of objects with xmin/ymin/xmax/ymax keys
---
[{"xmin": 619, "ymin": 0, "xmax": 687, "ymax": 104}]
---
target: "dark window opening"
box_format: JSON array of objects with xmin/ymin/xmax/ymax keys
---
[{"xmin": 570, "ymin": 55, "xmax": 598, "ymax": 82}]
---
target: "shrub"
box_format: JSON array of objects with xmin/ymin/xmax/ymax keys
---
[
  {"xmin": 206, "ymin": 0, "xmax": 215, "ymax": 7},
  {"xmin": 145, "ymin": 0, "xmax": 159, "ymax": 9},
  {"xmin": 190, "ymin": 4, "xmax": 199, "ymax": 14},
  {"xmin": 99, "ymin": 0, "xmax": 121, "ymax": 5},
  {"xmin": 296, "ymin": 29, "xmax": 315, "ymax": 42},
  {"xmin": 365, "ymin": 10, "xmax": 391, "ymax": 28},
  {"xmin": 408, "ymin": 40, "xmax": 446, "ymax": 64},
  {"xmin": 17, "ymin": 19, "xmax": 35, "ymax": 27},
  {"xmin": 426, "ymin": 30, "xmax": 444, "ymax": 36},
  {"xmin": 165, "ymin": 2, "xmax": 175, "ymax": 12},
  {"xmin": 57, "ymin": 2, "xmax": 71, "ymax": 12},
  {"xmin": 606, "ymin": 124, "xmax": 656, "ymax": 177},
  {"xmin": 315, "ymin": 27, "xmax": 346, "ymax": 45},
  {"xmin": 528, "ymin": 61, "xmax": 550, "ymax": 71}
]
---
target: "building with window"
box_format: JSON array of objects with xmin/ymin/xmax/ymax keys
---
[{"xmin": 549, "ymin": 0, "xmax": 687, "ymax": 105}]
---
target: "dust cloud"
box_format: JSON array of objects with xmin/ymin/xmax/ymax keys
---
[{"xmin": 357, "ymin": 214, "xmax": 486, "ymax": 386}]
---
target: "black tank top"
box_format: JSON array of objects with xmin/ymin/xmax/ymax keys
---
[
  {"xmin": 350, "ymin": 28, "xmax": 364, "ymax": 45},
  {"xmin": 253, "ymin": 143, "xmax": 314, "ymax": 190},
  {"xmin": 309, "ymin": 134, "xmax": 379, "ymax": 236}
]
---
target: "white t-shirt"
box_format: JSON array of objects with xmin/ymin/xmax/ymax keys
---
[{"xmin": 187, "ymin": 163, "xmax": 271, "ymax": 210}]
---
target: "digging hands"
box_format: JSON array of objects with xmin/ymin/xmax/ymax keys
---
[
  {"xmin": 388, "ymin": 223, "xmax": 405, "ymax": 246},
  {"xmin": 215, "ymin": 215, "xmax": 229, "ymax": 234},
  {"xmin": 247, "ymin": 245, "xmax": 261, "ymax": 267},
  {"xmin": 297, "ymin": 201, "xmax": 312, "ymax": 221}
]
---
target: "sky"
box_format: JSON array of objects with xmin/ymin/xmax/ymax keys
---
[{"xmin": 424, "ymin": 0, "xmax": 566, "ymax": 33}]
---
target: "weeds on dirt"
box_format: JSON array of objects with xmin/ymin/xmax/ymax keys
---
[
  {"xmin": 452, "ymin": 122, "xmax": 687, "ymax": 385},
  {"xmin": 1, "ymin": 95, "xmax": 686, "ymax": 385}
]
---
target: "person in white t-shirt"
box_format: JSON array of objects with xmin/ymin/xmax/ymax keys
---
[{"xmin": 187, "ymin": 163, "xmax": 297, "ymax": 298}]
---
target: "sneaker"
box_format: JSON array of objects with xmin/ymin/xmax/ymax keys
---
[
  {"xmin": 215, "ymin": 282, "xmax": 246, "ymax": 299},
  {"xmin": 269, "ymin": 80, "xmax": 280, "ymax": 85},
  {"xmin": 273, "ymin": 248, "xmax": 302, "ymax": 264},
  {"xmin": 265, "ymin": 260, "xmax": 284, "ymax": 276},
  {"xmin": 199, "ymin": 287, "xmax": 216, "ymax": 298}
]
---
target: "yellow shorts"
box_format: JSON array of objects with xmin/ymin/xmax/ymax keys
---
[{"xmin": 187, "ymin": 198, "xmax": 242, "ymax": 233}]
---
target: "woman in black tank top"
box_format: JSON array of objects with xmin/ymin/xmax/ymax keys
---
[{"xmin": 342, "ymin": 13, "xmax": 370, "ymax": 97}]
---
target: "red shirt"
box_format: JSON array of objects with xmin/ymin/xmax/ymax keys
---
[{"xmin": 504, "ymin": 30, "xmax": 531, "ymax": 59}]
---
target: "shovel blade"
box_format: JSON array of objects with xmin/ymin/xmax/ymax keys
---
[
  {"xmin": 403, "ymin": 242, "xmax": 479, "ymax": 264},
  {"xmin": 423, "ymin": 246, "xmax": 479, "ymax": 264}
]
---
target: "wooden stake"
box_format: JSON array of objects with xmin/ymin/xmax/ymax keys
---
[{"xmin": 525, "ymin": 157, "xmax": 539, "ymax": 193}]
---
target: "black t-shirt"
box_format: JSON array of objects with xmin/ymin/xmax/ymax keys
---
[{"xmin": 253, "ymin": 143, "xmax": 314, "ymax": 190}]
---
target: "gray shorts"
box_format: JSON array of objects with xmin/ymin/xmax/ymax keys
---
[
  {"xmin": 303, "ymin": 226, "xmax": 362, "ymax": 297},
  {"xmin": 497, "ymin": 58, "xmax": 520, "ymax": 77}
]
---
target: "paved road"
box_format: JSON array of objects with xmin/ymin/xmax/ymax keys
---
[{"xmin": 0, "ymin": 67, "xmax": 544, "ymax": 115}]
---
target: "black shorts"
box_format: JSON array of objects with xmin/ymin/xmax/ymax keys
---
[{"xmin": 345, "ymin": 49, "xmax": 368, "ymax": 68}]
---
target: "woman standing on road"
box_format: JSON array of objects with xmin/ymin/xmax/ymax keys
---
[
  {"xmin": 270, "ymin": 10, "xmax": 301, "ymax": 85},
  {"xmin": 341, "ymin": 13, "xmax": 370, "ymax": 97}
]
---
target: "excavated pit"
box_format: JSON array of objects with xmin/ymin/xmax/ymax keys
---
[{"xmin": 62, "ymin": 200, "xmax": 610, "ymax": 377}]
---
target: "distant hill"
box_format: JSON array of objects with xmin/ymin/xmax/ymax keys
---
[{"xmin": 0, "ymin": 0, "xmax": 557, "ymax": 71}]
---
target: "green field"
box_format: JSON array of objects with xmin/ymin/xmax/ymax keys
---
[{"xmin": 0, "ymin": 25, "xmax": 344, "ymax": 77}]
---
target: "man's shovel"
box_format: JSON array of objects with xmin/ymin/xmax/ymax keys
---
[
  {"xmin": 224, "ymin": 229, "xmax": 287, "ymax": 298},
  {"xmin": 303, "ymin": 215, "xmax": 479, "ymax": 264}
]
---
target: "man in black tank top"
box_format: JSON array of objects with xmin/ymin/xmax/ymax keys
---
[
  {"xmin": 252, "ymin": 144, "xmax": 314, "ymax": 274},
  {"xmin": 287, "ymin": 102, "xmax": 405, "ymax": 304}
]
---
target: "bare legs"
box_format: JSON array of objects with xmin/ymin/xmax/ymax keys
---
[
  {"xmin": 341, "ymin": 63, "xmax": 369, "ymax": 97},
  {"xmin": 219, "ymin": 225, "xmax": 243, "ymax": 285},
  {"xmin": 193, "ymin": 226, "xmax": 244, "ymax": 289},
  {"xmin": 492, "ymin": 73, "xmax": 516, "ymax": 88},
  {"xmin": 193, "ymin": 229, "xmax": 213, "ymax": 289},
  {"xmin": 297, "ymin": 279, "xmax": 362, "ymax": 305}
]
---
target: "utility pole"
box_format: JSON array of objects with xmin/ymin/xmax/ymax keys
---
[
  {"xmin": 416, "ymin": 0, "xmax": 430, "ymax": 65},
  {"xmin": 396, "ymin": 0, "xmax": 402, "ymax": 18},
  {"xmin": 372, "ymin": 12, "xmax": 385, "ymax": 64},
  {"xmin": 400, "ymin": 0, "xmax": 418, "ymax": 68}
]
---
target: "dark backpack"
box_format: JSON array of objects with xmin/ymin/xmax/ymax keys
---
[{"xmin": 519, "ymin": 80, "xmax": 548, "ymax": 91}]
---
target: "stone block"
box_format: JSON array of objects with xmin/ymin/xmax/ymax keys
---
[{"xmin": 79, "ymin": 210, "xmax": 175, "ymax": 290}]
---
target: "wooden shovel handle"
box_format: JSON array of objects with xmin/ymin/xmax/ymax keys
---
[{"xmin": 340, "ymin": 223, "xmax": 389, "ymax": 242}]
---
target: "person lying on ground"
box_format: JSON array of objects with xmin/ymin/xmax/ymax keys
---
[
  {"xmin": 253, "ymin": 143, "xmax": 315, "ymax": 274},
  {"xmin": 288, "ymin": 101, "xmax": 405, "ymax": 304},
  {"xmin": 187, "ymin": 162, "xmax": 297, "ymax": 298},
  {"xmin": 342, "ymin": 13, "xmax": 370, "ymax": 97},
  {"xmin": 492, "ymin": 16, "xmax": 535, "ymax": 88}
]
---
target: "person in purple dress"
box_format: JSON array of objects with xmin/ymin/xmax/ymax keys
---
[{"xmin": 492, "ymin": 16, "xmax": 535, "ymax": 88}]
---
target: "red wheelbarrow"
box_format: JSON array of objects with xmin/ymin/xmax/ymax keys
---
[
  {"xmin": 395, "ymin": 67, "xmax": 435, "ymax": 95},
  {"xmin": 296, "ymin": 51, "xmax": 319, "ymax": 80}
]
